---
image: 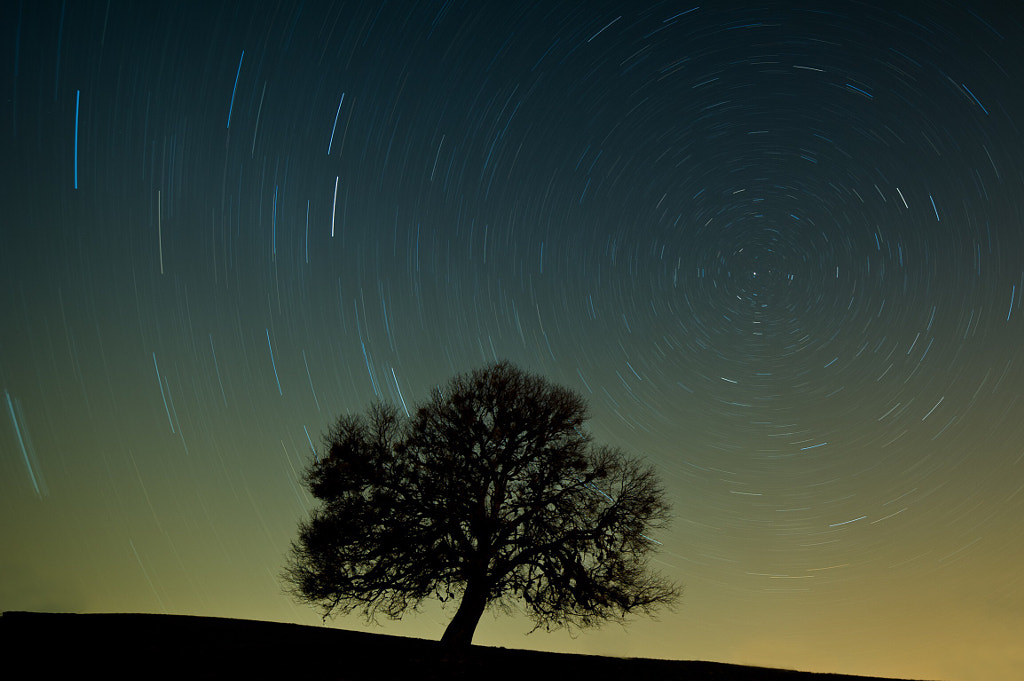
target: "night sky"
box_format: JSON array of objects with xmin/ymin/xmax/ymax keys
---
[{"xmin": 2, "ymin": 2, "xmax": 1023, "ymax": 679}]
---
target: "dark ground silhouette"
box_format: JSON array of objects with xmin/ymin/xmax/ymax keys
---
[{"xmin": 1, "ymin": 611, "xmax": 938, "ymax": 681}]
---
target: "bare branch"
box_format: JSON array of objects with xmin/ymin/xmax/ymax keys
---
[{"xmin": 281, "ymin": 362, "xmax": 680, "ymax": 648}]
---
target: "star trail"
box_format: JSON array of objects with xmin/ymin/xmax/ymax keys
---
[{"xmin": 2, "ymin": 3, "xmax": 1023, "ymax": 680}]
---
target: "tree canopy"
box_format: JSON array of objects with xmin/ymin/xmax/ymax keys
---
[{"xmin": 283, "ymin": 361, "xmax": 679, "ymax": 649}]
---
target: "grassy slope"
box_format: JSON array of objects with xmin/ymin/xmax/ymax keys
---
[{"xmin": 0, "ymin": 611, "xmax": 935, "ymax": 681}]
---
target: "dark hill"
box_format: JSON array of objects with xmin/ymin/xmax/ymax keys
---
[{"xmin": 0, "ymin": 611, "xmax": 935, "ymax": 681}]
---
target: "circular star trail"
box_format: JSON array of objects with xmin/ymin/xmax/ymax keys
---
[{"xmin": 2, "ymin": 3, "xmax": 1023, "ymax": 680}]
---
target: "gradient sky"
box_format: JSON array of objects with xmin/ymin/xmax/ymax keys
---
[{"xmin": 2, "ymin": 2, "xmax": 1023, "ymax": 680}]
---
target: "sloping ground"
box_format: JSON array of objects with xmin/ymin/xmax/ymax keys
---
[{"xmin": 1, "ymin": 611, "xmax": 933, "ymax": 681}]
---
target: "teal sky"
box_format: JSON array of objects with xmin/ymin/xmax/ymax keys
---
[{"xmin": 2, "ymin": 3, "xmax": 1023, "ymax": 680}]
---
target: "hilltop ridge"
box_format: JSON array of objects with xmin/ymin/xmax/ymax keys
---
[{"xmin": 1, "ymin": 611, "xmax": 937, "ymax": 681}]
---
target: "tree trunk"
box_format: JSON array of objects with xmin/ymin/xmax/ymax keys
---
[{"xmin": 440, "ymin": 579, "xmax": 488, "ymax": 650}]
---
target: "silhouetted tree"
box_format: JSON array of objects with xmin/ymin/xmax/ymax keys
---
[{"xmin": 283, "ymin": 361, "xmax": 679, "ymax": 650}]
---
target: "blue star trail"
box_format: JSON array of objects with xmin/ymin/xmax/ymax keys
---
[{"xmin": 2, "ymin": 3, "xmax": 1023, "ymax": 681}]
